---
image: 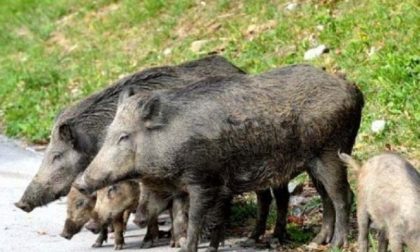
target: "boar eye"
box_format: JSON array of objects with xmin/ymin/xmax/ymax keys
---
[
  {"xmin": 76, "ymin": 200, "xmax": 84, "ymax": 208},
  {"xmin": 117, "ymin": 133, "xmax": 130, "ymax": 144},
  {"xmin": 52, "ymin": 153, "xmax": 63, "ymax": 162}
]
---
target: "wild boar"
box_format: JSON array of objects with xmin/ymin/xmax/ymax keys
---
[
  {"xmin": 85, "ymin": 180, "xmax": 140, "ymax": 250},
  {"xmin": 76, "ymin": 64, "xmax": 364, "ymax": 251},
  {"xmin": 15, "ymin": 55, "xmax": 245, "ymax": 213},
  {"xmin": 61, "ymin": 187, "xmax": 96, "ymax": 240},
  {"xmin": 339, "ymin": 152, "xmax": 420, "ymax": 252}
]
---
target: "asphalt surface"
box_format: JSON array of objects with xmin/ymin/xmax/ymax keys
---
[{"xmin": 0, "ymin": 135, "xmax": 259, "ymax": 252}]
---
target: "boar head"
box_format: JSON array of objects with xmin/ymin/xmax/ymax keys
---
[{"xmin": 16, "ymin": 121, "xmax": 96, "ymax": 212}]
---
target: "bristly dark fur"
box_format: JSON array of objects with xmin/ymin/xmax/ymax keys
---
[
  {"xmin": 111, "ymin": 64, "xmax": 364, "ymax": 251},
  {"xmin": 57, "ymin": 55, "xmax": 246, "ymax": 146}
]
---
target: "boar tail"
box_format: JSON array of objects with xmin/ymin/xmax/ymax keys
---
[{"xmin": 338, "ymin": 151, "xmax": 361, "ymax": 171}]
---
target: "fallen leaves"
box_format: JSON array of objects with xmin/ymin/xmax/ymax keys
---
[
  {"xmin": 244, "ymin": 20, "xmax": 277, "ymax": 40},
  {"xmin": 288, "ymin": 215, "xmax": 305, "ymax": 226},
  {"xmin": 46, "ymin": 31, "xmax": 77, "ymax": 54}
]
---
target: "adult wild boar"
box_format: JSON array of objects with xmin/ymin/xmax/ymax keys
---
[
  {"xmin": 15, "ymin": 55, "xmax": 245, "ymax": 213},
  {"xmin": 76, "ymin": 64, "xmax": 364, "ymax": 251},
  {"xmin": 339, "ymin": 152, "xmax": 420, "ymax": 252}
]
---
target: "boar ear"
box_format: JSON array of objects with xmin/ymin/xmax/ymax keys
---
[
  {"xmin": 73, "ymin": 129, "xmax": 95, "ymax": 154},
  {"xmin": 140, "ymin": 95, "xmax": 165, "ymax": 129},
  {"xmin": 59, "ymin": 123, "xmax": 95, "ymax": 154},
  {"xmin": 107, "ymin": 185, "xmax": 118, "ymax": 198},
  {"xmin": 59, "ymin": 124, "xmax": 74, "ymax": 143},
  {"xmin": 118, "ymin": 87, "xmax": 137, "ymax": 106}
]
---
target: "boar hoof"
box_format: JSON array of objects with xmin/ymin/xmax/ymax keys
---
[
  {"xmin": 238, "ymin": 238, "xmax": 256, "ymax": 247},
  {"xmin": 205, "ymin": 247, "xmax": 217, "ymax": 252},
  {"xmin": 92, "ymin": 242, "xmax": 103, "ymax": 248},
  {"xmin": 311, "ymin": 230, "xmax": 333, "ymax": 245},
  {"xmin": 171, "ymin": 237, "xmax": 186, "ymax": 248},
  {"xmin": 331, "ymin": 234, "xmax": 347, "ymax": 248},
  {"xmin": 140, "ymin": 240, "xmax": 153, "ymax": 248},
  {"xmin": 178, "ymin": 237, "xmax": 186, "ymax": 248},
  {"xmin": 158, "ymin": 230, "xmax": 171, "ymax": 238},
  {"xmin": 170, "ymin": 239, "xmax": 176, "ymax": 248},
  {"xmin": 269, "ymin": 238, "xmax": 281, "ymax": 249},
  {"xmin": 114, "ymin": 244, "xmax": 123, "ymax": 250}
]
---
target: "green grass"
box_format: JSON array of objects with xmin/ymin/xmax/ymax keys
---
[
  {"xmin": 0, "ymin": 0, "xmax": 418, "ymax": 159},
  {"xmin": 1, "ymin": 3, "xmax": 416, "ymax": 251}
]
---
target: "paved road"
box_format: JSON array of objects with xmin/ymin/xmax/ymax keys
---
[{"xmin": 0, "ymin": 136, "xmax": 258, "ymax": 252}]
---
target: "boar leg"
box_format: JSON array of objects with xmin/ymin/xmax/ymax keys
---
[
  {"xmin": 356, "ymin": 202, "xmax": 369, "ymax": 252},
  {"xmin": 406, "ymin": 236, "xmax": 420, "ymax": 252},
  {"xmin": 252, "ymin": 189, "xmax": 272, "ymax": 240},
  {"xmin": 388, "ymin": 230, "xmax": 403, "ymax": 252},
  {"xmin": 207, "ymin": 224, "xmax": 225, "ymax": 252},
  {"xmin": 377, "ymin": 229, "xmax": 388, "ymax": 252},
  {"xmin": 181, "ymin": 185, "xmax": 220, "ymax": 252},
  {"xmin": 308, "ymin": 172, "xmax": 336, "ymax": 244},
  {"xmin": 240, "ymin": 189, "xmax": 272, "ymax": 247},
  {"xmin": 92, "ymin": 227, "xmax": 108, "ymax": 247},
  {"xmin": 140, "ymin": 217, "xmax": 159, "ymax": 248},
  {"xmin": 309, "ymin": 152, "xmax": 352, "ymax": 247},
  {"xmin": 112, "ymin": 214, "xmax": 125, "ymax": 250},
  {"xmin": 207, "ymin": 194, "xmax": 232, "ymax": 252},
  {"xmin": 123, "ymin": 209, "xmax": 130, "ymax": 230},
  {"xmin": 171, "ymin": 196, "xmax": 188, "ymax": 247},
  {"xmin": 272, "ymin": 185, "xmax": 290, "ymax": 243}
]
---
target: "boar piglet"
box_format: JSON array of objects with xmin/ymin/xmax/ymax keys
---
[
  {"xmin": 339, "ymin": 152, "xmax": 420, "ymax": 252},
  {"xmin": 61, "ymin": 187, "xmax": 96, "ymax": 240},
  {"xmin": 134, "ymin": 183, "xmax": 188, "ymax": 248},
  {"xmin": 85, "ymin": 180, "xmax": 140, "ymax": 250},
  {"xmin": 77, "ymin": 65, "xmax": 364, "ymax": 251},
  {"xmin": 15, "ymin": 55, "xmax": 245, "ymax": 213}
]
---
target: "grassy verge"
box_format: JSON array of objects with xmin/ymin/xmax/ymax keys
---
[{"xmin": 1, "ymin": 0, "xmax": 418, "ymax": 160}]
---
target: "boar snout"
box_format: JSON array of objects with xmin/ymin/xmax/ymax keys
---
[
  {"xmin": 60, "ymin": 231, "xmax": 73, "ymax": 240},
  {"xmin": 16, "ymin": 179, "xmax": 66, "ymax": 213},
  {"xmin": 14, "ymin": 201, "xmax": 34, "ymax": 213},
  {"xmin": 61, "ymin": 219, "xmax": 82, "ymax": 239}
]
